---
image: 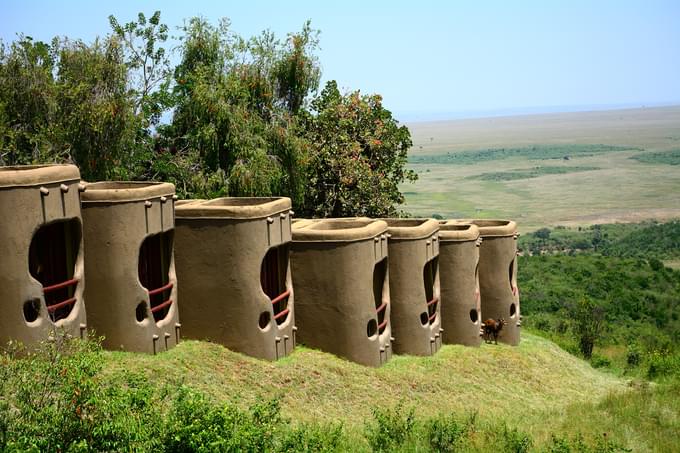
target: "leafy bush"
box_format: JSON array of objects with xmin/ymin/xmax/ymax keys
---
[
  {"xmin": 278, "ymin": 422, "xmax": 345, "ymax": 453},
  {"xmin": 163, "ymin": 388, "xmax": 285, "ymax": 452},
  {"xmin": 646, "ymin": 351, "xmax": 680, "ymax": 380},
  {"xmin": 626, "ymin": 344, "xmax": 643, "ymax": 367},
  {"xmin": 0, "ymin": 333, "xmax": 164, "ymax": 452},
  {"xmin": 498, "ymin": 425, "xmax": 533, "ymax": 453},
  {"xmin": 547, "ymin": 433, "xmax": 631, "ymax": 452},
  {"xmin": 590, "ymin": 353, "xmax": 612, "ymax": 369},
  {"xmin": 364, "ymin": 403, "xmax": 415, "ymax": 452},
  {"xmin": 425, "ymin": 413, "xmax": 473, "ymax": 453}
]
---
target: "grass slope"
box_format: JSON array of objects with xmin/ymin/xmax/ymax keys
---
[{"xmin": 102, "ymin": 333, "xmax": 624, "ymax": 426}]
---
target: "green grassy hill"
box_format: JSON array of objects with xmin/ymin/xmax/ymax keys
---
[
  {"xmin": 98, "ymin": 334, "xmax": 679, "ymax": 451},
  {"xmin": 102, "ymin": 333, "xmax": 624, "ymax": 426},
  {"xmin": 4, "ymin": 330, "xmax": 678, "ymax": 451}
]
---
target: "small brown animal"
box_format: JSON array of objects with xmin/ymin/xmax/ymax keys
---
[{"xmin": 483, "ymin": 318, "xmax": 507, "ymax": 344}]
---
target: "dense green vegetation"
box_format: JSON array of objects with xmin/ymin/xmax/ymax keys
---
[
  {"xmin": 470, "ymin": 165, "xmax": 600, "ymax": 181},
  {"xmin": 631, "ymin": 149, "xmax": 680, "ymax": 165},
  {"xmin": 0, "ymin": 334, "xmax": 648, "ymax": 452},
  {"xmin": 408, "ymin": 144, "xmax": 639, "ymax": 165},
  {"xmin": 0, "ymin": 11, "xmax": 415, "ymax": 217},
  {"xmin": 519, "ymin": 221, "xmax": 680, "ymax": 259},
  {"xmin": 518, "ymin": 221, "xmax": 680, "ymax": 376}
]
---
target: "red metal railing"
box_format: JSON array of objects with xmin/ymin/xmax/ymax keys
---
[
  {"xmin": 147, "ymin": 282, "xmax": 173, "ymax": 321},
  {"xmin": 426, "ymin": 297, "xmax": 438, "ymax": 324},
  {"xmin": 148, "ymin": 282, "xmax": 173, "ymax": 297},
  {"xmin": 43, "ymin": 278, "xmax": 79, "ymax": 294},
  {"xmin": 47, "ymin": 297, "xmax": 77, "ymax": 313},
  {"xmin": 271, "ymin": 289, "xmax": 290, "ymax": 306},
  {"xmin": 274, "ymin": 308, "xmax": 290, "ymax": 321},
  {"xmin": 151, "ymin": 299, "xmax": 173, "ymax": 313},
  {"xmin": 43, "ymin": 278, "xmax": 78, "ymax": 320},
  {"xmin": 376, "ymin": 301, "xmax": 388, "ymax": 333},
  {"xmin": 271, "ymin": 288, "xmax": 291, "ymax": 324}
]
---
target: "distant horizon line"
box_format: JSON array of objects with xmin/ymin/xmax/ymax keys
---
[{"xmin": 399, "ymin": 101, "xmax": 680, "ymax": 124}]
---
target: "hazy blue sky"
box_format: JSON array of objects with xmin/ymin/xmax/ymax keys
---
[{"xmin": 2, "ymin": 0, "xmax": 679, "ymax": 121}]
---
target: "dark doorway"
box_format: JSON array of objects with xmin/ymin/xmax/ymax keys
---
[
  {"xmin": 423, "ymin": 257, "xmax": 439, "ymax": 325},
  {"xmin": 139, "ymin": 230, "xmax": 174, "ymax": 322},
  {"xmin": 261, "ymin": 244, "xmax": 291, "ymax": 325},
  {"xmin": 373, "ymin": 258, "xmax": 389, "ymax": 334},
  {"xmin": 29, "ymin": 219, "xmax": 81, "ymax": 322}
]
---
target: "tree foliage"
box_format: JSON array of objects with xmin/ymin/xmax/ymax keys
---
[
  {"xmin": 0, "ymin": 36, "xmax": 57, "ymax": 165},
  {"xmin": 568, "ymin": 297, "xmax": 606, "ymax": 359},
  {"xmin": 0, "ymin": 11, "xmax": 417, "ymax": 216},
  {"xmin": 53, "ymin": 37, "xmax": 138, "ymax": 180},
  {"xmin": 301, "ymin": 80, "xmax": 416, "ymax": 217},
  {"xmin": 0, "ymin": 35, "xmax": 138, "ymax": 180},
  {"xmin": 157, "ymin": 17, "xmax": 320, "ymax": 201},
  {"xmin": 108, "ymin": 11, "xmax": 172, "ymax": 126}
]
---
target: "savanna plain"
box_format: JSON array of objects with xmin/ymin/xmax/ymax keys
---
[{"xmin": 402, "ymin": 106, "xmax": 680, "ymax": 231}]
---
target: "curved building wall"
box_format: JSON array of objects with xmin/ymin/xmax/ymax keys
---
[
  {"xmin": 382, "ymin": 218, "xmax": 442, "ymax": 356},
  {"xmin": 448, "ymin": 219, "xmax": 520, "ymax": 345},
  {"xmin": 174, "ymin": 197, "xmax": 295, "ymax": 360},
  {"xmin": 81, "ymin": 181, "xmax": 179, "ymax": 354},
  {"xmin": 0, "ymin": 165, "xmax": 87, "ymax": 345},
  {"xmin": 291, "ymin": 218, "xmax": 392, "ymax": 366},
  {"xmin": 438, "ymin": 223, "xmax": 482, "ymax": 346}
]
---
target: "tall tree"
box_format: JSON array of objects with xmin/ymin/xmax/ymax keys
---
[
  {"xmin": 274, "ymin": 20, "xmax": 321, "ymax": 115},
  {"xmin": 301, "ymin": 80, "xmax": 417, "ymax": 217},
  {"xmin": 161, "ymin": 18, "xmax": 319, "ymax": 202},
  {"xmin": 53, "ymin": 37, "xmax": 137, "ymax": 180},
  {"xmin": 569, "ymin": 296, "xmax": 607, "ymax": 359},
  {"xmin": 108, "ymin": 11, "xmax": 171, "ymax": 127},
  {"xmin": 0, "ymin": 36, "xmax": 57, "ymax": 165}
]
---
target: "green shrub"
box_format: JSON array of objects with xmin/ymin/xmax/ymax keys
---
[
  {"xmin": 425, "ymin": 414, "xmax": 469, "ymax": 452},
  {"xmin": 590, "ymin": 354, "xmax": 612, "ymax": 369},
  {"xmin": 546, "ymin": 433, "xmax": 630, "ymax": 452},
  {"xmin": 625, "ymin": 345, "xmax": 642, "ymax": 367},
  {"xmin": 0, "ymin": 333, "xmax": 164, "ymax": 452},
  {"xmin": 278, "ymin": 422, "xmax": 345, "ymax": 452},
  {"xmin": 646, "ymin": 351, "xmax": 680, "ymax": 379},
  {"xmin": 163, "ymin": 387, "xmax": 284, "ymax": 452},
  {"xmin": 499, "ymin": 425, "xmax": 533, "ymax": 453},
  {"xmin": 364, "ymin": 403, "xmax": 415, "ymax": 452}
]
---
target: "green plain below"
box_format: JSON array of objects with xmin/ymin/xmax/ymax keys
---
[{"xmin": 401, "ymin": 106, "xmax": 680, "ymax": 231}]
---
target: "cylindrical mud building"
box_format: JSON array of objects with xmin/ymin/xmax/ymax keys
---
[
  {"xmin": 448, "ymin": 219, "xmax": 520, "ymax": 345},
  {"xmin": 0, "ymin": 164, "xmax": 87, "ymax": 345},
  {"xmin": 174, "ymin": 197, "xmax": 295, "ymax": 360},
  {"xmin": 291, "ymin": 218, "xmax": 392, "ymax": 366},
  {"xmin": 81, "ymin": 182, "xmax": 179, "ymax": 354},
  {"xmin": 438, "ymin": 223, "xmax": 482, "ymax": 346},
  {"xmin": 382, "ymin": 218, "xmax": 442, "ymax": 356}
]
